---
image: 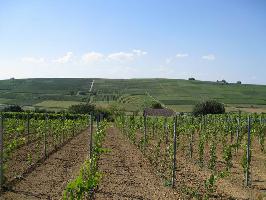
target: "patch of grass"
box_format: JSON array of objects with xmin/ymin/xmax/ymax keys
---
[{"xmin": 35, "ymin": 100, "xmax": 81, "ymax": 109}]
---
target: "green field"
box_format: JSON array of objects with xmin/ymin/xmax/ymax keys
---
[
  {"xmin": 35, "ymin": 100, "xmax": 81, "ymax": 109},
  {"xmin": 0, "ymin": 78, "xmax": 266, "ymax": 112}
]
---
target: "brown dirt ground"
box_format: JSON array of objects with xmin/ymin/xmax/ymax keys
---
[
  {"xmin": 95, "ymin": 125, "xmax": 181, "ymax": 200},
  {"xmin": 5, "ymin": 131, "xmax": 77, "ymax": 185},
  {"xmin": 136, "ymin": 127, "xmax": 266, "ymax": 200},
  {"xmin": 2, "ymin": 130, "xmax": 89, "ymax": 200}
]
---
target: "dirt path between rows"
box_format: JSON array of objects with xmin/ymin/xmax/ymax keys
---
[
  {"xmin": 2, "ymin": 130, "xmax": 89, "ymax": 200},
  {"xmin": 96, "ymin": 126, "xmax": 180, "ymax": 200}
]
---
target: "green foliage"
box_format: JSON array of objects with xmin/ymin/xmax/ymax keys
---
[
  {"xmin": 204, "ymin": 174, "xmax": 218, "ymax": 195},
  {"xmin": 68, "ymin": 103, "xmax": 95, "ymax": 114},
  {"xmin": 151, "ymin": 102, "xmax": 163, "ymax": 109},
  {"xmin": 3, "ymin": 104, "xmax": 23, "ymax": 112},
  {"xmin": 113, "ymin": 112, "xmax": 265, "ymax": 199},
  {"xmin": 1, "ymin": 78, "xmax": 266, "ymax": 113},
  {"xmin": 63, "ymin": 121, "xmax": 108, "ymax": 200},
  {"xmin": 193, "ymin": 100, "xmax": 225, "ymax": 116},
  {"xmin": 223, "ymin": 145, "xmax": 233, "ymax": 172}
]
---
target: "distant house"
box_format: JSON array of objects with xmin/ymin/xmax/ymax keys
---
[{"xmin": 143, "ymin": 108, "xmax": 175, "ymax": 117}]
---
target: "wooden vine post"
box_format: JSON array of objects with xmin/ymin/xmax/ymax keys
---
[
  {"xmin": 189, "ymin": 117, "xmax": 194, "ymax": 158},
  {"xmin": 44, "ymin": 114, "xmax": 48, "ymax": 158},
  {"xmin": 164, "ymin": 117, "xmax": 168, "ymax": 144},
  {"xmin": 236, "ymin": 117, "xmax": 240, "ymax": 153},
  {"xmin": 89, "ymin": 114, "xmax": 93, "ymax": 159},
  {"xmin": 172, "ymin": 114, "xmax": 178, "ymax": 188},
  {"xmin": 26, "ymin": 113, "xmax": 30, "ymax": 144},
  {"xmin": 62, "ymin": 115, "xmax": 66, "ymax": 142},
  {"xmin": 0, "ymin": 115, "xmax": 3, "ymax": 192},
  {"xmin": 143, "ymin": 113, "xmax": 147, "ymax": 153},
  {"xmin": 245, "ymin": 115, "xmax": 251, "ymax": 187},
  {"xmin": 96, "ymin": 114, "xmax": 99, "ymax": 130}
]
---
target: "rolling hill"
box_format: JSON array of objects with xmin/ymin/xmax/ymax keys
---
[{"xmin": 0, "ymin": 78, "xmax": 266, "ymax": 113}]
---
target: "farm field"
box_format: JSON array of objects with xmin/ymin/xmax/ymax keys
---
[
  {"xmin": 2, "ymin": 1, "xmax": 266, "ymax": 199},
  {"xmin": 1, "ymin": 78, "xmax": 266, "ymax": 113},
  {"xmin": 0, "ymin": 111, "xmax": 265, "ymax": 199},
  {"xmin": 34, "ymin": 100, "xmax": 81, "ymax": 110},
  {"xmin": 114, "ymin": 113, "xmax": 266, "ymax": 199},
  {"xmin": 2, "ymin": 130, "xmax": 89, "ymax": 200},
  {"xmin": 96, "ymin": 126, "xmax": 180, "ymax": 199}
]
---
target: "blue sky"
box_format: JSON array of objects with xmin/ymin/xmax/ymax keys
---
[{"xmin": 0, "ymin": 0, "xmax": 265, "ymax": 84}]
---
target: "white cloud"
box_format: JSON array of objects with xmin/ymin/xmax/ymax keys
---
[
  {"xmin": 21, "ymin": 57, "xmax": 45, "ymax": 64},
  {"xmin": 132, "ymin": 49, "xmax": 147, "ymax": 56},
  {"xmin": 82, "ymin": 52, "xmax": 104, "ymax": 63},
  {"xmin": 202, "ymin": 54, "xmax": 216, "ymax": 61},
  {"xmin": 54, "ymin": 52, "xmax": 73, "ymax": 64},
  {"xmin": 108, "ymin": 49, "xmax": 147, "ymax": 62},
  {"xmin": 176, "ymin": 53, "xmax": 189, "ymax": 58},
  {"xmin": 108, "ymin": 52, "xmax": 134, "ymax": 62}
]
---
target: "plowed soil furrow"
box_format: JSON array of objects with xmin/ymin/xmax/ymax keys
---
[
  {"xmin": 96, "ymin": 126, "xmax": 180, "ymax": 200},
  {"xmin": 2, "ymin": 130, "xmax": 89, "ymax": 200}
]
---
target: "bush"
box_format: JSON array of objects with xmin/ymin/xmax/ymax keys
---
[
  {"xmin": 188, "ymin": 77, "xmax": 195, "ymax": 81},
  {"xmin": 68, "ymin": 103, "xmax": 95, "ymax": 114},
  {"xmin": 68, "ymin": 103, "xmax": 113, "ymax": 121},
  {"xmin": 193, "ymin": 100, "xmax": 225, "ymax": 116},
  {"xmin": 3, "ymin": 105, "xmax": 23, "ymax": 112},
  {"xmin": 151, "ymin": 102, "xmax": 163, "ymax": 109}
]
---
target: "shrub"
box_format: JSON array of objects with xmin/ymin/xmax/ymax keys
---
[
  {"xmin": 188, "ymin": 77, "xmax": 195, "ymax": 81},
  {"xmin": 68, "ymin": 103, "xmax": 113, "ymax": 121},
  {"xmin": 151, "ymin": 102, "xmax": 163, "ymax": 109},
  {"xmin": 193, "ymin": 100, "xmax": 225, "ymax": 116},
  {"xmin": 3, "ymin": 105, "xmax": 23, "ymax": 112},
  {"xmin": 68, "ymin": 103, "xmax": 95, "ymax": 114}
]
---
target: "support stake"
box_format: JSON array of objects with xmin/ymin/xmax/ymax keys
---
[
  {"xmin": 245, "ymin": 116, "xmax": 251, "ymax": 187},
  {"xmin": 89, "ymin": 114, "xmax": 93, "ymax": 159},
  {"xmin": 0, "ymin": 115, "xmax": 4, "ymax": 192},
  {"xmin": 172, "ymin": 114, "xmax": 178, "ymax": 188}
]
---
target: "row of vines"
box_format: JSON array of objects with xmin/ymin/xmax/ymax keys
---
[
  {"xmin": 0, "ymin": 112, "xmax": 89, "ymax": 191},
  {"xmin": 115, "ymin": 112, "xmax": 266, "ymax": 199},
  {"xmin": 63, "ymin": 120, "xmax": 108, "ymax": 200}
]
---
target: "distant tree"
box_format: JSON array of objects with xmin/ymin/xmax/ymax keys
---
[
  {"xmin": 69, "ymin": 91, "xmax": 75, "ymax": 96},
  {"xmin": 68, "ymin": 103, "xmax": 95, "ymax": 114},
  {"xmin": 3, "ymin": 105, "xmax": 23, "ymax": 112},
  {"xmin": 151, "ymin": 102, "xmax": 163, "ymax": 109},
  {"xmin": 193, "ymin": 100, "xmax": 225, "ymax": 116},
  {"xmin": 236, "ymin": 81, "xmax": 242, "ymax": 84},
  {"xmin": 188, "ymin": 77, "xmax": 195, "ymax": 81},
  {"xmin": 221, "ymin": 80, "xmax": 228, "ymax": 84}
]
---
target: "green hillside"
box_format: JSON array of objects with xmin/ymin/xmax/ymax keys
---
[{"xmin": 0, "ymin": 78, "xmax": 266, "ymax": 113}]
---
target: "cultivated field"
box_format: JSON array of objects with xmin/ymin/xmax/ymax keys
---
[
  {"xmin": 1, "ymin": 78, "xmax": 266, "ymax": 113},
  {"xmin": 0, "ymin": 78, "xmax": 266, "ymax": 199}
]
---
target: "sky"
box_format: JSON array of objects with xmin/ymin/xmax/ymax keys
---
[{"xmin": 0, "ymin": 0, "xmax": 266, "ymax": 84}]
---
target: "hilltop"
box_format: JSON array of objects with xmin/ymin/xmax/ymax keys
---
[{"xmin": 0, "ymin": 78, "xmax": 266, "ymax": 113}]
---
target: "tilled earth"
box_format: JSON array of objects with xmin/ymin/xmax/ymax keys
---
[
  {"xmin": 2, "ymin": 130, "xmax": 89, "ymax": 200},
  {"xmin": 95, "ymin": 126, "xmax": 180, "ymax": 200}
]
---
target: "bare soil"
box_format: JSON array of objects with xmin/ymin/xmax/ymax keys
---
[
  {"xmin": 136, "ymin": 128, "xmax": 266, "ymax": 200},
  {"xmin": 2, "ymin": 130, "xmax": 89, "ymax": 200},
  {"xmin": 95, "ymin": 126, "xmax": 180, "ymax": 200}
]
